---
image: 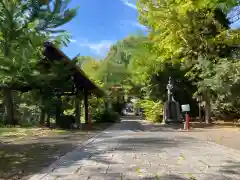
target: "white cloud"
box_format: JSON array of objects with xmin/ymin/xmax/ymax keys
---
[
  {"xmin": 69, "ymin": 39, "xmax": 77, "ymax": 43},
  {"xmin": 69, "ymin": 38, "xmax": 114, "ymax": 56},
  {"xmin": 121, "ymin": 0, "xmax": 137, "ymax": 10},
  {"xmin": 132, "ymin": 22, "xmax": 148, "ymax": 30},
  {"xmin": 120, "ymin": 20, "xmax": 148, "ymax": 31},
  {"xmin": 77, "ymin": 40, "xmax": 114, "ymax": 56}
]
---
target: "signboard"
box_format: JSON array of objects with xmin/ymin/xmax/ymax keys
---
[{"xmin": 181, "ymin": 104, "xmax": 190, "ymax": 112}]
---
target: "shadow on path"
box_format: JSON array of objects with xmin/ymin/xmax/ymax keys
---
[
  {"xmin": 0, "ymin": 123, "xmax": 112, "ymax": 180},
  {"xmin": 24, "ymin": 118, "xmax": 240, "ymax": 180}
]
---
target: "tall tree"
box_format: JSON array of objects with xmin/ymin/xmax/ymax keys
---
[
  {"xmin": 0, "ymin": 0, "xmax": 77, "ymax": 124},
  {"xmin": 105, "ymin": 36, "xmax": 148, "ymax": 98},
  {"xmin": 137, "ymin": 0, "xmax": 240, "ymax": 123}
]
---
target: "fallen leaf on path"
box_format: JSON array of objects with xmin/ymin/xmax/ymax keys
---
[
  {"xmin": 219, "ymin": 136, "xmax": 224, "ymax": 141},
  {"xmin": 179, "ymin": 154, "xmax": 185, "ymax": 160},
  {"xmin": 184, "ymin": 173, "xmax": 197, "ymax": 180},
  {"xmin": 153, "ymin": 173, "xmax": 160, "ymax": 180},
  {"xmin": 136, "ymin": 167, "xmax": 142, "ymax": 175}
]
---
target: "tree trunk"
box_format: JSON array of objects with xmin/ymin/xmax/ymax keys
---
[
  {"xmin": 3, "ymin": 87, "xmax": 16, "ymax": 125},
  {"xmin": 104, "ymin": 101, "xmax": 108, "ymax": 110},
  {"xmin": 3, "ymin": 41, "xmax": 16, "ymax": 125},
  {"xmin": 199, "ymin": 103, "xmax": 202, "ymax": 123},
  {"xmin": 204, "ymin": 93, "xmax": 212, "ymax": 124},
  {"xmin": 46, "ymin": 113, "xmax": 50, "ymax": 127},
  {"xmin": 39, "ymin": 108, "xmax": 46, "ymax": 126}
]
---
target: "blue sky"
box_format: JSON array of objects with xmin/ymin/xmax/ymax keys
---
[{"xmin": 61, "ymin": 0, "xmax": 146, "ymax": 59}]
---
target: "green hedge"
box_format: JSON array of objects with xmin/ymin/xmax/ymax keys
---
[
  {"xmin": 92, "ymin": 109, "xmax": 120, "ymax": 123},
  {"xmin": 112, "ymin": 102, "xmax": 125, "ymax": 114},
  {"xmin": 140, "ymin": 100, "xmax": 163, "ymax": 123},
  {"xmin": 58, "ymin": 115, "xmax": 75, "ymax": 129}
]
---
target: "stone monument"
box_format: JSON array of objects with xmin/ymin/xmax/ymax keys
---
[{"xmin": 162, "ymin": 77, "xmax": 181, "ymax": 124}]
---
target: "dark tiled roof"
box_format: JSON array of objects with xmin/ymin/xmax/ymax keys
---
[
  {"xmin": 3, "ymin": 42, "xmax": 105, "ymax": 97},
  {"xmin": 43, "ymin": 42, "xmax": 105, "ymax": 97}
]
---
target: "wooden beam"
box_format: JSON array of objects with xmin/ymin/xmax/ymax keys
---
[
  {"xmin": 44, "ymin": 43, "xmax": 105, "ymax": 96},
  {"xmin": 75, "ymin": 93, "xmax": 81, "ymax": 124},
  {"xmin": 55, "ymin": 95, "xmax": 62, "ymax": 126},
  {"xmin": 84, "ymin": 90, "xmax": 88, "ymax": 124}
]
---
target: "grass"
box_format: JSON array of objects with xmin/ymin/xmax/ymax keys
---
[
  {"xmin": 0, "ymin": 127, "xmax": 68, "ymax": 139},
  {"xmin": 0, "ymin": 127, "xmax": 20, "ymax": 136},
  {"xmin": 0, "ymin": 122, "xmax": 113, "ymax": 139}
]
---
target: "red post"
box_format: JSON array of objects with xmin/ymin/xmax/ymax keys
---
[{"xmin": 185, "ymin": 113, "xmax": 190, "ymax": 130}]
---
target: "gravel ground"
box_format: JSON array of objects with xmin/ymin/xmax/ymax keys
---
[{"xmin": 0, "ymin": 123, "xmax": 112, "ymax": 180}]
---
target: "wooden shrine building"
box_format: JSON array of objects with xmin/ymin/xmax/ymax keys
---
[{"xmin": 43, "ymin": 42, "xmax": 105, "ymax": 124}]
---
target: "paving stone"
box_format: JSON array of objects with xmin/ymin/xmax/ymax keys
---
[
  {"xmin": 29, "ymin": 119, "xmax": 240, "ymax": 180},
  {"xmin": 195, "ymin": 173, "xmax": 237, "ymax": 180}
]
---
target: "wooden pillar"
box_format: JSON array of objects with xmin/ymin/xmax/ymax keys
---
[
  {"xmin": 39, "ymin": 108, "xmax": 46, "ymax": 126},
  {"xmin": 75, "ymin": 95, "xmax": 81, "ymax": 124},
  {"xmin": 46, "ymin": 113, "xmax": 50, "ymax": 127},
  {"xmin": 55, "ymin": 95, "xmax": 62, "ymax": 126},
  {"xmin": 84, "ymin": 90, "xmax": 88, "ymax": 124}
]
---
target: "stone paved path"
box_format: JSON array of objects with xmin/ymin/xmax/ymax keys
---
[{"xmin": 29, "ymin": 119, "xmax": 240, "ymax": 180}]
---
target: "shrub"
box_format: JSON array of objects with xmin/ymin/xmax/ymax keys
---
[
  {"xmin": 140, "ymin": 99, "xmax": 163, "ymax": 123},
  {"xmin": 112, "ymin": 102, "xmax": 125, "ymax": 114},
  {"xmin": 19, "ymin": 119, "xmax": 39, "ymax": 127},
  {"xmin": 58, "ymin": 115, "xmax": 75, "ymax": 129},
  {"xmin": 212, "ymin": 101, "xmax": 240, "ymax": 120},
  {"xmin": 92, "ymin": 109, "xmax": 120, "ymax": 123}
]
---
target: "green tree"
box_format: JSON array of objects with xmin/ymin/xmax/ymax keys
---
[
  {"xmin": 0, "ymin": 0, "xmax": 77, "ymax": 125},
  {"xmin": 105, "ymin": 36, "xmax": 150, "ymax": 99},
  {"xmin": 137, "ymin": 0, "xmax": 240, "ymax": 123}
]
